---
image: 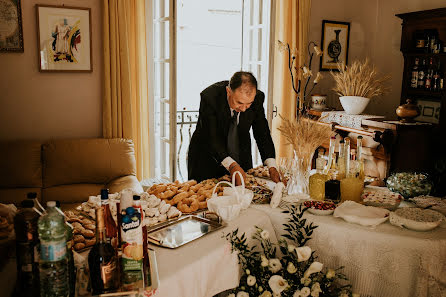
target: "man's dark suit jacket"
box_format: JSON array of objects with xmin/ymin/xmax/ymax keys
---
[{"xmin": 187, "ymin": 81, "xmax": 276, "ymax": 182}]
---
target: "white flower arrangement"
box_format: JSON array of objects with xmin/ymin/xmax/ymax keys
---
[{"xmin": 226, "ymin": 205, "xmax": 356, "ymax": 297}]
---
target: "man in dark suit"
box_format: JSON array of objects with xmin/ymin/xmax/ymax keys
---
[{"xmin": 187, "ymin": 71, "xmax": 281, "ymax": 185}]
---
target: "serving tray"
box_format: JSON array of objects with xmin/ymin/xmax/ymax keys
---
[{"xmin": 146, "ymin": 214, "xmax": 225, "ymax": 249}]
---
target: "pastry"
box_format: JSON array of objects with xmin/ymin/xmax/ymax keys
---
[{"xmin": 74, "ymin": 242, "xmax": 86, "ymax": 251}]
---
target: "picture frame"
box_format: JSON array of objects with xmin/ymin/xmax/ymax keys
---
[
  {"xmin": 320, "ymin": 20, "xmax": 350, "ymax": 71},
  {"xmin": 36, "ymin": 5, "xmax": 92, "ymax": 72},
  {"xmin": 415, "ymin": 99, "xmax": 441, "ymax": 124},
  {"xmin": 0, "ymin": 0, "xmax": 24, "ymax": 52}
]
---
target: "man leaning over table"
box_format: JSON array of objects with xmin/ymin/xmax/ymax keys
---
[{"xmin": 187, "ymin": 71, "xmax": 283, "ymax": 185}]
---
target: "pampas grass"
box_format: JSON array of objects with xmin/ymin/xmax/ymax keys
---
[
  {"xmin": 331, "ymin": 59, "xmax": 390, "ymax": 99},
  {"xmin": 278, "ymin": 115, "xmax": 333, "ymax": 169}
]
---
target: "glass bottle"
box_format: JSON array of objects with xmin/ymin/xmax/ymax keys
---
[
  {"xmin": 340, "ymin": 149, "xmax": 364, "ymax": 203},
  {"xmin": 309, "ymin": 149, "xmax": 327, "ymax": 201},
  {"xmin": 357, "ymin": 136, "xmax": 365, "ymax": 180},
  {"xmin": 15, "ymin": 198, "xmax": 40, "ymax": 297},
  {"xmin": 417, "ymin": 59, "xmax": 426, "ymax": 88},
  {"xmin": 324, "ymin": 136, "xmax": 336, "ymax": 174},
  {"xmin": 101, "ymin": 189, "xmax": 118, "ymax": 249},
  {"xmin": 337, "ymin": 140, "xmax": 346, "ymax": 179},
  {"xmin": 411, "ymin": 58, "xmax": 419, "ymax": 88},
  {"xmin": 325, "ymin": 153, "xmax": 340, "ymax": 202},
  {"xmin": 425, "ymin": 57, "xmax": 434, "ymax": 90},
  {"xmin": 88, "ymin": 207, "xmax": 119, "ymax": 295},
  {"xmin": 432, "ymin": 61, "xmax": 441, "ymax": 91}
]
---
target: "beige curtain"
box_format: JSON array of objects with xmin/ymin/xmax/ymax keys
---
[
  {"xmin": 271, "ymin": 0, "xmax": 312, "ymax": 158},
  {"xmin": 103, "ymin": 0, "xmax": 150, "ymax": 180}
]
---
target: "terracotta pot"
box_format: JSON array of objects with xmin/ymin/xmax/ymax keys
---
[{"xmin": 396, "ymin": 99, "xmax": 420, "ymax": 123}]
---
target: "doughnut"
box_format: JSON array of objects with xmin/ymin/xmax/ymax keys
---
[
  {"xmin": 147, "ymin": 195, "xmax": 161, "ymax": 208},
  {"xmin": 74, "ymin": 243, "xmax": 86, "ymax": 251},
  {"xmin": 145, "ymin": 207, "xmax": 160, "ymax": 218},
  {"xmin": 85, "ymin": 238, "xmax": 96, "ymax": 247},
  {"xmin": 185, "ymin": 180, "xmax": 197, "ymax": 186},
  {"xmin": 158, "ymin": 201, "xmax": 171, "ymax": 214},
  {"xmin": 81, "ymin": 229, "xmax": 95, "ymax": 238},
  {"xmin": 198, "ymin": 200, "xmax": 207, "ymax": 209},
  {"xmin": 190, "ymin": 183, "xmax": 203, "ymax": 192},
  {"xmin": 84, "ymin": 224, "xmax": 96, "ymax": 231},
  {"xmin": 196, "ymin": 194, "xmax": 206, "ymax": 202},
  {"xmin": 177, "ymin": 198, "xmax": 199, "ymax": 213},
  {"xmin": 152, "ymin": 184, "xmax": 167, "ymax": 195},
  {"xmin": 158, "ymin": 213, "xmax": 167, "ymax": 222},
  {"xmin": 74, "ymin": 235, "xmax": 85, "ymax": 243}
]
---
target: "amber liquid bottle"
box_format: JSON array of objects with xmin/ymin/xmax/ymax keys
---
[
  {"xmin": 101, "ymin": 189, "xmax": 118, "ymax": 249},
  {"xmin": 325, "ymin": 153, "xmax": 340, "ymax": 202},
  {"xmin": 88, "ymin": 208, "xmax": 119, "ymax": 295}
]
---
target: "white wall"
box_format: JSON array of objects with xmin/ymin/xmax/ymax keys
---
[{"xmin": 309, "ymin": 0, "xmax": 446, "ymax": 118}]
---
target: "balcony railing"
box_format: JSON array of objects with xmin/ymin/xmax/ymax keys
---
[{"xmin": 176, "ymin": 109, "xmax": 199, "ymax": 181}]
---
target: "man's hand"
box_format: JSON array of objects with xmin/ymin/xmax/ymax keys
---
[
  {"xmin": 269, "ymin": 167, "xmax": 285, "ymax": 185},
  {"xmin": 229, "ymin": 162, "xmax": 246, "ymax": 186}
]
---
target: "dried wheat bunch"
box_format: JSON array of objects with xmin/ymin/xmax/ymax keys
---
[
  {"xmin": 278, "ymin": 115, "xmax": 333, "ymax": 169},
  {"xmin": 331, "ymin": 59, "xmax": 390, "ymax": 99}
]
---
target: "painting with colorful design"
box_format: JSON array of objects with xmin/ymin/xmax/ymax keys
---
[{"xmin": 37, "ymin": 5, "xmax": 92, "ymax": 72}]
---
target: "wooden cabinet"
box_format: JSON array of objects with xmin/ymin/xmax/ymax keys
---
[{"xmin": 396, "ymin": 8, "xmax": 446, "ymax": 144}]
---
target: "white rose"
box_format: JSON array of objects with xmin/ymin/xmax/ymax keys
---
[
  {"xmin": 237, "ymin": 291, "xmax": 249, "ymax": 297},
  {"xmin": 301, "ymin": 287, "xmax": 311, "ymax": 297},
  {"xmin": 304, "ymin": 262, "xmax": 323, "ymax": 278},
  {"xmin": 268, "ymin": 275, "xmax": 288, "ymax": 294},
  {"xmin": 326, "ymin": 269, "xmax": 336, "ymax": 279},
  {"xmin": 259, "ymin": 291, "xmax": 272, "ymax": 297},
  {"xmin": 247, "ymin": 275, "xmax": 256, "ymax": 286},
  {"xmin": 295, "ymin": 246, "xmax": 312, "ymax": 262},
  {"xmin": 268, "ymin": 258, "xmax": 282, "ymax": 273},
  {"xmin": 311, "ymin": 282, "xmax": 322, "ymax": 297},
  {"xmin": 287, "ymin": 244, "xmax": 296, "ymax": 253},
  {"xmin": 301, "ymin": 277, "xmax": 311, "ymax": 286},
  {"xmin": 261, "ymin": 230, "xmax": 270, "ymax": 240},
  {"xmin": 261, "ymin": 255, "xmax": 269, "ymax": 267},
  {"xmin": 287, "ymin": 262, "xmax": 297, "ymax": 274},
  {"xmin": 293, "ymin": 290, "xmax": 303, "ymax": 297}
]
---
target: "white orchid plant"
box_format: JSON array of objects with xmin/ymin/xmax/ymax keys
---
[
  {"xmin": 225, "ymin": 205, "xmax": 356, "ymax": 297},
  {"xmin": 278, "ymin": 40, "xmax": 323, "ymax": 117}
]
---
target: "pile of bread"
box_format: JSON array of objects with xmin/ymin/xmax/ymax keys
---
[
  {"xmin": 147, "ymin": 179, "xmax": 224, "ymax": 213},
  {"xmin": 65, "ymin": 211, "xmax": 96, "ymax": 251},
  {"xmin": 247, "ymin": 165, "xmax": 270, "ymax": 179},
  {"xmin": 78, "ymin": 190, "xmax": 182, "ymax": 228}
]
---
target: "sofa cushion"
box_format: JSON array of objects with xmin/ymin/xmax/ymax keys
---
[
  {"xmin": 0, "ymin": 188, "xmax": 42, "ymax": 205},
  {"xmin": 0, "ymin": 140, "xmax": 42, "ymax": 188},
  {"xmin": 107, "ymin": 175, "xmax": 143, "ymax": 194},
  {"xmin": 43, "ymin": 138, "xmax": 137, "ymax": 187},
  {"xmin": 43, "ymin": 184, "xmax": 105, "ymax": 204}
]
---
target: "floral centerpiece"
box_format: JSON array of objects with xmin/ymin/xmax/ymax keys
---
[
  {"xmin": 226, "ymin": 205, "xmax": 357, "ymax": 297},
  {"xmin": 331, "ymin": 59, "xmax": 390, "ymax": 115}
]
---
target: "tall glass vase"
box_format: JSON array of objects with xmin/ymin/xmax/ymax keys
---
[{"xmin": 286, "ymin": 151, "xmax": 313, "ymax": 200}]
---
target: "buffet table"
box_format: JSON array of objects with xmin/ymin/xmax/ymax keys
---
[
  {"xmin": 251, "ymin": 204, "xmax": 446, "ymax": 297},
  {"xmin": 146, "ymin": 207, "xmax": 278, "ymax": 297}
]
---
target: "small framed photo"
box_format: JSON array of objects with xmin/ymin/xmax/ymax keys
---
[
  {"xmin": 0, "ymin": 0, "xmax": 24, "ymax": 52},
  {"xmin": 415, "ymin": 99, "xmax": 441, "ymax": 124},
  {"xmin": 36, "ymin": 5, "xmax": 92, "ymax": 72},
  {"xmin": 320, "ymin": 20, "xmax": 350, "ymax": 71}
]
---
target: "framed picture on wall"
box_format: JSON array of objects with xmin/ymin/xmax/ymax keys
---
[
  {"xmin": 36, "ymin": 5, "xmax": 92, "ymax": 72},
  {"xmin": 415, "ymin": 99, "xmax": 441, "ymax": 124},
  {"xmin": 0, "ymin": 0, "xmax": 24, "ymax": 52},
  {"xmin": 320, "ymin": 20, "xmax": 350, "ymax": 71}
]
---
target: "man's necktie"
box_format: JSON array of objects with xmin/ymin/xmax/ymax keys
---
[{"xmin": 227, "ymin": 111, "xmax": 240, "ymax": 163}]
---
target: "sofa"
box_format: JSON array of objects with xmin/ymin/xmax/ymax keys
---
[{"xmin": 0, "ymin": 138, "xmax": 143, "ymax": 206}]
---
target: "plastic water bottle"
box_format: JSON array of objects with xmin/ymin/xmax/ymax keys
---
[{"xmin": 38, "ymin": 201, "xmax": 69, "ymax": 297}]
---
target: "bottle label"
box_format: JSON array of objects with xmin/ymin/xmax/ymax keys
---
[
  {"xmin": 40, "ymin": 239, "xmax": 66, "ymax": 261},
  {"xmin": 100, "ymin": 260, "xmax": 117, "ymax": 289}
]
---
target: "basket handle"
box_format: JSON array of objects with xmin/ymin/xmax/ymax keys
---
[
  {"xmin": 211, "ymin": 180, "xmax": 240, "ymax": 203},
  {"xmin": 231, "ymin": 171, "xmax": 246, "ymax": 194}
]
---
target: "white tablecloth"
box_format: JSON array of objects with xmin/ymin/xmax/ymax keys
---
[
  {"xmin": 251, "ymin": 205, "xmax": 446, "ymax": 297},
  {"xmin": 151, "ymin": 207, "xmax": 278, "ymax": 297}
]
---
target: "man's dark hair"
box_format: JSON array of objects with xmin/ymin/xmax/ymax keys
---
[{"xmin": 229, "ymin": 71, "xmax": 258, "ymax": 91}]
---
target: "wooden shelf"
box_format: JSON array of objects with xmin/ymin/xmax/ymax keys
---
[
  {"xmin": 403, "ymin": 52, "xmax": 446, "ymax": 57},
  {"xmin": 406, "ymin": 88, "xmax": 444, "ymax": 99}
]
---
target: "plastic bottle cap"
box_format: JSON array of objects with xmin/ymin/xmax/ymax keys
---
[
  {"xmin": 47, "ymin": 201, "xmax": 56, "ymax": 207},
  {"xmin": 27, "ymin": 192, "xmax": 37, "ymax": 199},
  {"xmin": 133, "ymin": 195, "xmax": 141, "ymax": 200},
  {"xmin": 101, "ymin": 188, "xmax": 109, "ymax": 200}
]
